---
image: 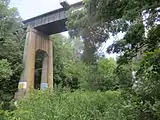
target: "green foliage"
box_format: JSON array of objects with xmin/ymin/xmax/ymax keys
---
[
  {"xmin": 86, "ymin": 58, "xmax": 118, "ymax": 91},
  {"xmin": 82, "ymin": 0, "xmax": 160, "ymax": 119},
  {"xmin": 67, "ymin": 8, "xmax": 88, "ymax": 33},
  {"xmin": 0, "ymin": 0, "xmax": 159, "ymax": 120},
  {"xmin": 0, "ymin": 109, "xmax": 7, "ymax": 120},
  {"xmin": 0, "ymin": 0, "xmax": 25, "ymax": 110},
  {"xmin": 0, "ymin": 59, "xmax": 13, "ymax": 80},
  {"xmin": 116, "ymin": 64, "xmax": 133, "ymax": 89},
  {"xmin": 98, "ymin": 58, "xmax": 116, "ymax": 75},
  {"xmin": 67, "ymin": 7, "xmax": 109, "ymax": 64},
  {"xmin": 53, "ymin": 36, "xmax": 119, "ymax": 91},
  {"xmin": 0, "ymin": 59, "xmax": 13, "ymax": 109},
  {"xmin": 53, "ymin": 34, "xmax": 88, "ymax": 90},
  {"xmin": 10, "ymin": 90, "xmax": 131, "ymax": 120},
  {"xmin": 130, "ymin": 49, "xmax": 160, "ymax": 120}
]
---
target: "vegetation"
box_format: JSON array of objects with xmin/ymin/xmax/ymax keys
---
[
  {"xmin": 8, "ymin": 90, "xmax": 130, "ymax": 120},
  {"xmin": 0, "ymin": 0, "xmax": 160, "ymax": 119},
  {"xmin": 0, "ymin": 0, "xmax": 25, "ymax": 111}
]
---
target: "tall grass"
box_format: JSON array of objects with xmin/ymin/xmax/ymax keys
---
[{"xmin": 9, "ymin": 90, "xmax": 130, "ymax": 120}]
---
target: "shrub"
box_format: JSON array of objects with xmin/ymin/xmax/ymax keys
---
[{"xmin": 9, "ymin": 90, "xmax": 130, "ymax": 120}]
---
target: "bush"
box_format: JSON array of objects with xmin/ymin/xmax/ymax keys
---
[
  {"xmin": 9, "ymin": 90, "xmax": 131, "ymax": 120},
  {"xmin": 0, "ymin": 59, "xmax": 13, "ymax": 81},
  {"xmin": 0, "ymin": 110, "xmax": 7, "ymax": 120}
]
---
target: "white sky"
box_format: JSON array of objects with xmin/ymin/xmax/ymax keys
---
[{"xmin": 10, "ymin": 0, "xmax": 119, "ymax": 59}]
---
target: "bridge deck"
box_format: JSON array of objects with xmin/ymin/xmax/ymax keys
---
[{"xmin": 23, "ymin": 1, "xmax": 83, "ymax": 35}]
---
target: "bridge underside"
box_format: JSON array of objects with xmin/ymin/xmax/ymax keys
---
[
  {"xmin": 35, "ymin": 18, "xmax": 67, "ymax": 35},
  {"xmin": 23, "ymin": 1, "xmax": 83, "ymax": 35}
]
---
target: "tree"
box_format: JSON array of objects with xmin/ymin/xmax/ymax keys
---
[
  {"xmin": 79, "ymin": 0, "xmax": 160, "ymax": 119},
  {"xmin": 67, "ymin": 7, "xmax": 109, "ymax": 64},
  {"xmin": 0, "ymin": 0, "xmax": 25, "ymax": 109},
  {"xmin": 86, "ymin": 58, "xmax": 118, "ymax": 91},
  {"xmin": 53, "ymin": 34, "xmax": 88, "ymax": 90}
]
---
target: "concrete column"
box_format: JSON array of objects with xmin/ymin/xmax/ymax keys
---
[
  {"xmin": 48, "ymin": 39, "xmax": 53, "ymax": 88},
  {"xmin": 24, "ymin": 27, "xmax": 36, "ymax": 91},
  {"xmin": 41, "ymin": 55, "xmax": 48, "ymax": 90},
  {"xmin": 15, "ymin": 27, "xmax": 36, "ymax": 99}
]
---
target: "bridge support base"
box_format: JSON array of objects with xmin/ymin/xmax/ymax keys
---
[{"xmin": 15, "ymin": 27, "xmax": 53, "ymax": 100}]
